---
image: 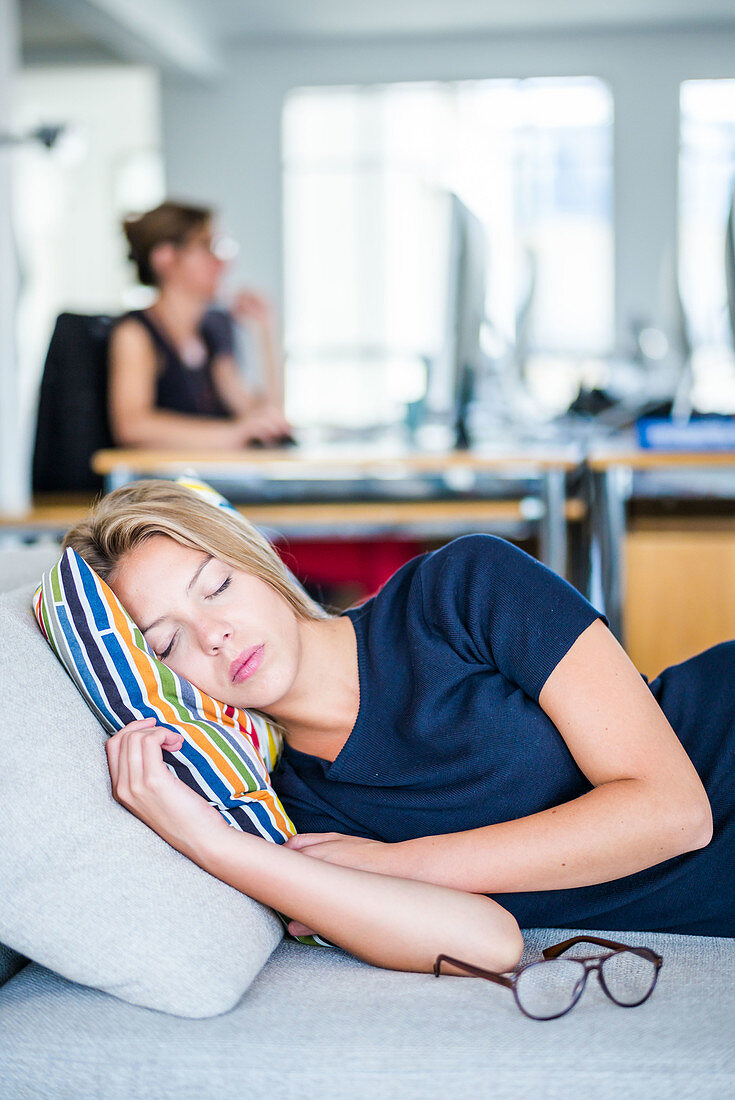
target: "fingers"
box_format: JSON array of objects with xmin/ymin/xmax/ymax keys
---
[
  {"xmin": 232, "ymin": 289, "xmax": 272, "ymax": 323},
  {"xmin": 160, "ymin": 729, "xmax": 185, "ymax": 752},
  {"xmin": 122, "ymin": 721, "xmax": 146, "ymax": 793},
  {"xmin": 239, "ymin": 407, "xmax": 292, "ymax": 445},
  {"xmin": 107, "ymin": 718, "xmax": 153, "ymax": 789},
  {"xmin": 138, "ymin": 727, "xmax": 165, "ymax": 785},
  {"xmin": 106, "ymin": 719, "xmax": 184, "ymax": 804},
  {"xmin": 285, "ymin": 832, "xmax": 342, "ymax": 850},
  {"xmin": 254, "ymin": 419, "xmax": 288, "ymax": 443},
  {"xmin": 287, "ymin": 920, "xmax": 317, "ymax": 938},
  {"xmin": 114, "ymin": 718, "xmax": 184, "ymax": 751}
]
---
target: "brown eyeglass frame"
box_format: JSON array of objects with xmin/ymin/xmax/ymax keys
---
[{"xmin": 434, "ymin": 935, "xmax": 664, "ymax": 1021}]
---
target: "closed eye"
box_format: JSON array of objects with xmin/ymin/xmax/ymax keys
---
[
  {"xmin": 207, "ymin": 576, "xmax": 231, "ymax": 599},
  {"xmin": 156, "ymin": 576, "xmax": 231, "ymax": 660},
  {"xmin": 157, "ymin": 633, "xmax": 177, "ymax": 661}
]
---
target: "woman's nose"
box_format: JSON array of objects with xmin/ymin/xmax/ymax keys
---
[{"xmin": 199, "ymin": 621, "xmax": 231, "ymax": 653}]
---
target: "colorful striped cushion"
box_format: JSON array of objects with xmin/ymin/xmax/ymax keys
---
[
  {"xmin": 31, "ymin": 477, "xmax": 329, "ymax": 947},
  {"xmin": 33, "ymin": 547, "xmax": 294, "ymax": 843}
]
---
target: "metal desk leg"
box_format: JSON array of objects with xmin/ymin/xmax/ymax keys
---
[
  {"xmin": 570, "ymin": 462, "xmax": 594, "ymax": 599},
  {"xmin": 105, "ymin": 467, "xmax": 134, "ymax": 493},
  {"xmin": 539, "ymin": 468, "xmax": 567, "ymax": 578},
  {"xmin": 592, "ymin": 466, "xmax": 630, "ymax": 643}
]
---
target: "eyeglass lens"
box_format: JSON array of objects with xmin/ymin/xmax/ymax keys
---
[
  {"xmin": 211, "ymin": 235, "xmax": 239, "ymax": 261},
  {"xmin": 515, "ymin": 950, "xmax": 658, "ymax": 1019},
  {"xmin": 515, "ymin": 958, "xmax": 587, "ymax": 1019},
  {"xmin": 600, "ymin": 949, "xmax": 658, "ymax": 1006}
]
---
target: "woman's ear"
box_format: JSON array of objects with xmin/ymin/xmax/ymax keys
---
[{"xmin": 150, "ymin": 241, "xmax": 177, "ymax": 283}]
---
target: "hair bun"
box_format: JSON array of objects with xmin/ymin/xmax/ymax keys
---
[{"xmin": 120, "ymin": 201, "xmax": 212, "ymax": 287}]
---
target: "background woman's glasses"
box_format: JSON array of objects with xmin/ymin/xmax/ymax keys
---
[{"xmin": 435, "ymin": 935, "xmax": 663, "ymax": 1021}]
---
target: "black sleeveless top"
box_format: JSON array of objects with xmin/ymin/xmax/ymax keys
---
[{"xmin": 120, "ymin": 308, "xmax": 234, "ymax": 418}]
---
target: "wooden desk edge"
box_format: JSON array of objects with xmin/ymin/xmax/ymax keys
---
[
  {"xmin": 587, "ymin": 450, "xmax": 735, "ymax": 470},
  {"xmin": 91, "ymin": 448, "xmax": 582, "ymax": 474},
  {"xmin": 1, "ymin": 496, "xmax": 586, "ymax": 530}
]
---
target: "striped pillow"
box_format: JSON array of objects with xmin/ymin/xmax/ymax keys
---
[
  {"xmin": 33, "ymin": 546, "xmax": 294, "ymax": 843},
  {"xmin": 32, "ymin": 478, "xmax": 331, "ymax": 947}
]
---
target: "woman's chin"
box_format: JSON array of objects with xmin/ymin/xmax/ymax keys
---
[{"xmin": 224, "ymin": 682, "xmax": 277, "ymax": 714}]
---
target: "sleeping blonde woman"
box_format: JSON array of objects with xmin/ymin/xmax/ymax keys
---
[{"xmin": 63, "ymin": 480, "xmax": 733, "ymax": 977}]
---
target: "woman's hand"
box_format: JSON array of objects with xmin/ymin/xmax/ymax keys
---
[
  {"xmin": 234, "ymin": 405, "xmax": 292, "ymax": 447},
  {"xmin": 106, "ymin": 718, "xmax": 229, "ymax": 859},
  {"xmin": 285, "ymin": 832, "xmax": 393, "ymax": 874},
  {"xmin": 231, "ymin": 289, "xmax": 274, "ymax": 329}
]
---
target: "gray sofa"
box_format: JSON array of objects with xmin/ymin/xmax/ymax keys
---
[{"xmin": 1, "ymin": 544, "xmax": 734, "ymax": 1099}]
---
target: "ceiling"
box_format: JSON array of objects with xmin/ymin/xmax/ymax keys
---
[
  {"xmin": 174, "ymin": 0, "xmax": 735, "ymax": 40},
  {"xmin": 22, "ymin": 0, "xmax": 109, "ymax": 53},
  {"xmin": 20, "ymin": 0, "xmax": 735, "ymax": 77}
]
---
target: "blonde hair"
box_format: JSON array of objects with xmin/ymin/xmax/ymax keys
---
[{"xmin": 63, "ymin": 479, "xmax": 329, "ymax": 623}]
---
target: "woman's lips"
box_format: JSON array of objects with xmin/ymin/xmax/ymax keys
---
[{"xmin": 230, "ymin": 645, "xmax": 265, "ymax": 683}]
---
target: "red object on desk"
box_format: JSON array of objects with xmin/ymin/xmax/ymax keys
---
[{"xmin": 276, "ymin": 539, "xmax": 425, "ymax": 601}]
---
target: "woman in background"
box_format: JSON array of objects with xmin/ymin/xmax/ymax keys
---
[{"xmin": 109, "ymin": 200, "xmax": 292, "ymax": 449}]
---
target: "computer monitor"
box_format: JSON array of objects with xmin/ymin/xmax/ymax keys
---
[
  {"xmin": 427, "ymin": 193, "xmax": 489, "ymax": 448},
  {"xmin": 726, "ymin": 187, "xmax": 735, "ymax": 350}
]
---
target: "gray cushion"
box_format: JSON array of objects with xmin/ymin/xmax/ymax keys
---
[
  {"xmin": 0, "ymin": 581, "xmax": 283, "ymax": 1018},
  {"xmin": 0, "ymin": 941, "xmax": 27, "ymax": 987},
  {"xmin": 1, "ymin": 928, "xmax": 733, "ymax": 1099}
]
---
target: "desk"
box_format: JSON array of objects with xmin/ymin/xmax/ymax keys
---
[
  {"xmin": 90, "ymin": 445, "xmax": 583, "ymax": 579},
  {"xmin": 588, "ymin": 444, "xmax": 735, "ymax": 642},
  {"xmin": 0, "ymin": 493, "xmax": 96, "ymax": 545}
]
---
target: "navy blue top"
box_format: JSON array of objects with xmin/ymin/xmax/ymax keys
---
[{"xmin": 272, "ymin": 535, "xmax": 735, "ymax": 937}]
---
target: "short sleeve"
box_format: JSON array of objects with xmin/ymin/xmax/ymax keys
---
[
  {"xmin": 201, "ymin": 308, "xmax": 236, "ymax": 357},
  {"xmin": 418, "ymin": 534, "xmax": 605, "ymax": 702}
]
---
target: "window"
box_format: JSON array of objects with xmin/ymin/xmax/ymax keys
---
[
  {"xmin": 283, "ymin": 77, "xmax": 614, "ymax": 426},
  {"xmin": 680, "ymin": 79, "xmax": 735, "ymax": 348},
  {"xmin": 679, "ymin": 79, "xmax": 735, "ymax": 411}
]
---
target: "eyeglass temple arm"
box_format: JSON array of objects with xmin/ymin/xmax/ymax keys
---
[
  {"xmin": 542, "ymin": 935, "xmax": 639, "ymax": 959},
  {"xmin": 433, "ymin": 954, "xmax": 514, "ymax": 988}
]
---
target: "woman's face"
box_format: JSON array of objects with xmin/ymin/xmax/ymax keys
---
[
  {"xmin": 110, "ymin": 535, "xmax": 303, "ymax": 711},
  {"xmin": 156, "ymin": 221, "xmax": 226, "ymax": 299}
]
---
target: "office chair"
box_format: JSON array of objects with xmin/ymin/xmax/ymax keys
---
[{"xmin": 32, "ymin": 312, "xmax": 115, "ymax": 493}]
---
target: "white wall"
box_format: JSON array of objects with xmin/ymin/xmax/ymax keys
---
[
  {"xmin": 0, "ymin": 0, "xmax": 25, "ymax": 513},
  {"xmin": 14, "ymin": 65, "xmax": 164, "ymax": 454},
  {"xmin": 160, "ymin": 24, "xmax": 735, "ymax": 350}
]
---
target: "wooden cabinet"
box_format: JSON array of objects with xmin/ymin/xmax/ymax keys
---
[{"xmin": 625, "ymin": 519, "xmax": 735, "ymax": 677}]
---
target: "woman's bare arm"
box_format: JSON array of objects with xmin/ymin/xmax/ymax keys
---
[
  {"xmin": 210, "ymin": 354, "xmax": 291, "ymax": 441},
  {"xmin": 254, "ymin": 321, "xmax": 284, "ymax": 410},
  {"xmin": 209, "ymin": 354, "xmax": 257, "ymax": 417},
  {"xmin": 288, "ymin": 620, "xmax": 713, "ymax": 894},
  {"xmin": 230, "ymin": 290, "xmax": 285, "ymax": 410},
  {"xmin": 199, "ymin": 823, "xmax": 522, "ymax": 974},
  {"xmin": 107, "ymin": 720, "xmax": 522, "ymax": 975}
]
